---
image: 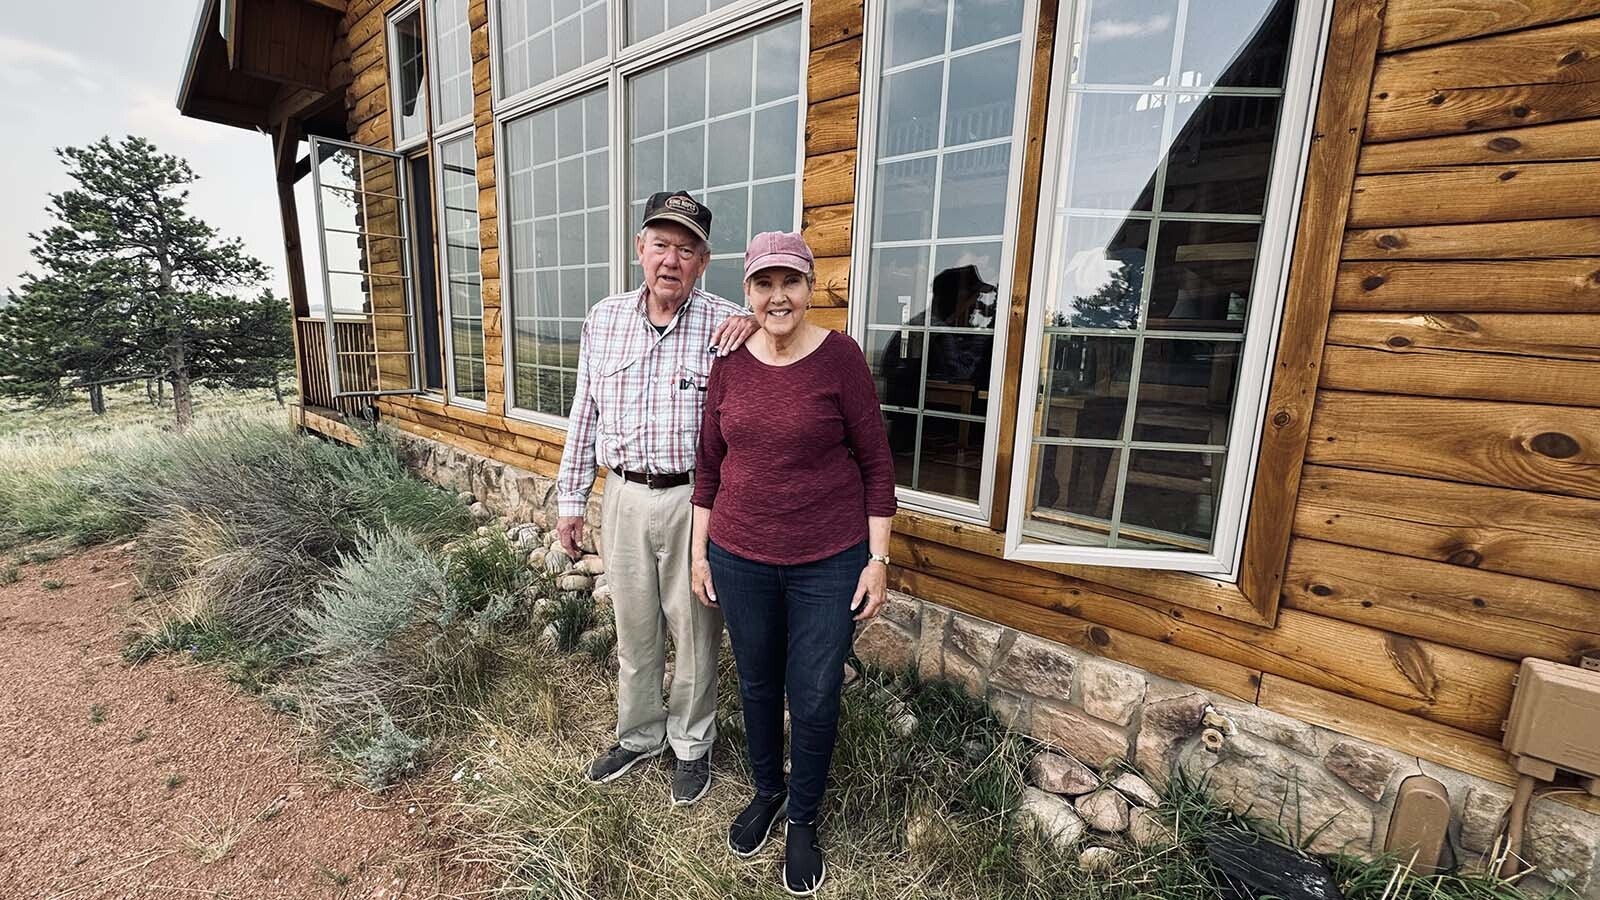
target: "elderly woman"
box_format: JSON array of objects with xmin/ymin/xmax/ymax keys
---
[{"xmin": 689, "ymin": 231, "xmax": 896, "ymax": 895}]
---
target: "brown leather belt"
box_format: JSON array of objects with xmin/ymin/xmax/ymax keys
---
[{"xmin": 614, "ymin": 468, "xmax": 692, "ymax": 489}]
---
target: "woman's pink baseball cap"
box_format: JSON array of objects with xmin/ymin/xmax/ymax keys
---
[{"xmin": 743, "ymin": 231, "xmax": 814, "ymax": 280}]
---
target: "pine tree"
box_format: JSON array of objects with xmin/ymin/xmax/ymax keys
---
[{"xmin": 0, "ymin": 136, "xmax": 270, "ymax": 427}]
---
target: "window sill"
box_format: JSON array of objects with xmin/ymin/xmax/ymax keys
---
[{"xmin": 893, "ymin": 508, "xmax": 1276, "ymax": 627}]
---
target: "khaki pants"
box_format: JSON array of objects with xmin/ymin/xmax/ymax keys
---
[{"xmin": 600, "ymin": 471, "xmax": 722, "ymax": 760}]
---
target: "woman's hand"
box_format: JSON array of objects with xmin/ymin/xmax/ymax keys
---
[
  {"xmin": 691, "ymin": 557, "xmax": 719, "ymax": 608},
  {"xmin": 851, "ymin": 559, "xmax": 887, "ymax": 621}
]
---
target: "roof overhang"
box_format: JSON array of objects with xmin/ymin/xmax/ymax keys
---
[{"xmin": 176, "ymin": 0, "xmax": 348, "ymax": 133}]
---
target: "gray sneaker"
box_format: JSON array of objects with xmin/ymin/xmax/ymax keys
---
[
  {"xmin": 671, "ymin": 754, "xmax": 712, "ymax": 806},
  {"xmin": 586, "ymin": 742, "xmax": 665, "ymax": 784}
]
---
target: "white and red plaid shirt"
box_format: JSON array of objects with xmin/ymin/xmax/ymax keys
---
[{"xmin": 556, "ymin": 285, "xmax": 747, "ymax": 517}]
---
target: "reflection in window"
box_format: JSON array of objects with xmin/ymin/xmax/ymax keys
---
[
  {"xmin": 392, "ymin": 8, "xmax": 428, "ymax": 145},
  {"xmin": 859, "ymin": 0, "xmax": 1029, "ymax": 509},
  {"xmin": 1021, "ymin": 0, "xmax": 1296, "ymax": 555},
  {"xmin": 626, "ymin": 19, "xmax": 802, "ymax": 302},
  {"xmin": 497, "ymin": 0, "xmax": 608, "ymax": 98},
  {"xmin": 504, "ymin": 89, "xmax": 609, "ymax": 417},
  {"xmin": 438, "ymin": 136, "xmax": 485, "ymax": 401},
  {"xmin": 431, "ymin": 0, "xmax": 474, "ymax": 126},
  {"xmin": 628, "ymin": 0, "xmax": 740, "ymax": 44}
]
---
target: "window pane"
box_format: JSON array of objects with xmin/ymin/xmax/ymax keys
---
[
  {"xmin": 504, "ymin": 88, "xmax": 611, "ymax": 416},
  {"xmin": 1040, "ymin": 334, "xmax": 1134, "ymax": 441},
  {"xmin": 627, "ymin": 18, "xmax": 803, "ymax": 300},
  {"xmin": 1164, "ymin": 95, "xmax": 1282, "ymax": 216},
  {"xmin": 1181, "ymin": 0, "xmax": 1293, "ymax": 88},
  {"xmin": 498, "ymin": 0, "xmax": 608, "ymax": 98},
  {"xmin": 860, "ymin": 0, "xmax": 1028, "ymax": 509},
  {"xmin": 392, "ymin": 10, "xmax": 427, "ymax": 144},
  {"xmin": 1119, "ymin": 450, "xmax": 1223, "ymax": 550},
  {"xmin": 431, "ymin": 0, "xmax": 473, "ymax": 126},
  {"xmin": 1131, "ymin": 338, "xmax": 1241, "ymax": 444},
  {"xmin": 1018, "ymin": 0, "xmax": 1304, "ymax": 558},
  {"xmin": 1078, "ymin": 0, "xmax": 1178, "ymax": 87},
  {"xmin": 438, "ymin": 136, "xmax": 485, "ymax": 401}
]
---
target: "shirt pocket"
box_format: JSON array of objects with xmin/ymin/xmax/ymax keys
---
[
  {"xmin": 595, "ymin": 348, "xmax": 644, "ymax": 448},
  {"xmin": 675, "ymin": 358, "xmax": 712, "ymax": 454}
]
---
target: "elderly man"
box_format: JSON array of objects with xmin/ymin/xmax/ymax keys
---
[{"xmin": 555, "ymin": 191, "xmax": 756, "ymax": 805}]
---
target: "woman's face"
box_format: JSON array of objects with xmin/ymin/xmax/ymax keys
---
[{"xmin": 745, "ymin": 267, "xmax": 813, "ymax": 338}]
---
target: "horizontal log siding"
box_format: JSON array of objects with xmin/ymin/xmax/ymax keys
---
[{"xmin": 279, "ymin": 0, "xmax": 1600, "ymax": 786}]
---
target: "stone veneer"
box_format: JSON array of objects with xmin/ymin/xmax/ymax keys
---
[{"xmin": 393, "ymin": 429, "xmax": 1600, "ymax": 898}]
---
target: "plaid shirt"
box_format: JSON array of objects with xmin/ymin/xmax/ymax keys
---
[{"xmin": 556, "ymin": 285, "xmax": 748, "ymax": 517}]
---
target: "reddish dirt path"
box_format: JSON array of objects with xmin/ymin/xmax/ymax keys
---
[{"xmin": 0, "ymin": 545, "xmax": 487, "ymax": 900}]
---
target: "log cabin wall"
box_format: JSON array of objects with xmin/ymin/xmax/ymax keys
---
[{"xmin": 297, "ymin": 0, "xmax": 1600, "ymax": 801}]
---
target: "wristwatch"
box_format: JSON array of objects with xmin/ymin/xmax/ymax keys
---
[{"xmin": 868, "ymin": 553, "xmax": 891, "ymax": 567}]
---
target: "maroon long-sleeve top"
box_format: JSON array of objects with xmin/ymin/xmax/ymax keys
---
[{"xmin": 692, "ymin": 330, "xmax": 898, "ymax": 565}]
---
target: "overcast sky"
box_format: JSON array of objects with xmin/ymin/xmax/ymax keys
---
[{"xmin": 0, "ymin": 1, "xmax": 285, "ymax": 298}]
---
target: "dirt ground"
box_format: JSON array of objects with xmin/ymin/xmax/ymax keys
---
[{"xmin": 0, "ymin": 544, "xmax": 489, "ymax": 900}]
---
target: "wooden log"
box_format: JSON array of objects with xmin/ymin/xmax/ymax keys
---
[
  {"xmin": 891, "ymin": 533, "xmax": 1517, "ymax": 736},
  {"xmin": 801, "ymin": 202, "xmax": 853, "ymax": 257},
  {"xmin": 1332, "ymin": 259, "xmax": 1600, "ymax": 312},
  {"xmin": 807, "ymin": 37, "xmax": 862, "ymax": 104},
  {"xmin": 1307, "ymin": 391, "xmax": 1600, "ymax": 500},
  {"xmin": 1342, "ymin": 217, "xmax": 1600, "ymax": 260},
  {"xmin": 894, "ymin": 509, "xmax": 1265, "ymax": 623},
  {"xmin": 1322, "ymin": 313, "xmax": 1600, "ymax": 406},
  {"xmin": 806, "ymin": 95, "xmax": 860, "ymax": 157},
  {"xmin": 1235, "ymin": 0, "xmax": 1388, "ymax": 622},
  {"xmin": 810, "ymin": 0, "xmax": 864, "ymax": 49},
  {"xmin": 1357, "ymin": 118, "xmax": 1600, "ymax": 174},
  {"xmin": 891, "ymin": 567, "xmax": 1262, "ymax": 702},
  {"xmin": 1375, "ymin": 18, "xmax": 1600, "ymax": 92},
  {"xmin": 802, "ymin": 149, "xmax": 857, "ymax": 208},
  {"xmin": 1366, "ymin": 81, "xmax": 1600, "ymax": 144},
  {"xmin": 1379, "ymin": 0, "xmax": 1600, "ymax": 52},
  {"xmin": 808, "ymin": 307, "xmax": 847, "ymax": 332},
  {"xmin": 1292, "ymin": 464, "xmax": 1600, "ymax": 590},
  {"xmin": 1283, "ymin": 538, "xmax": 1600, "ymax": 663},
  {"xmin": 812, "ymin": 255, "xmax": 850, "ymax": 305},
  {"xmin": 1257, "ymin": 675, "xmax": 1600, "ymax": 815},
  {"xmin": 1348, "ymin": 162, "xmax": 1600, "ymax": 227}
]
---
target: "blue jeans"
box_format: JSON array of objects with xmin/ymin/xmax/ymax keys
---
[{"xmin": 709, "ymin": 539, "xmax": 865, "ymax": 825}]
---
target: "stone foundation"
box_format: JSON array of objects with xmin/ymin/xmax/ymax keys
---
[{"xmin": 396, "ymin": 428, "xmax": 1600, "ymax": 897}]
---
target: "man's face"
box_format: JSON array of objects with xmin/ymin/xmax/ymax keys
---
[{"xmin": 636, "ymin": 223, "xmax": 709, "ymax": 306}]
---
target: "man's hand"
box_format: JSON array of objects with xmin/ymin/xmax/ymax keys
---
[
  {"xmin": 710, "ymin": 314, "xmax": 759, "ymax": 356},
  {"xmin": 557, "ymin": 515, "xmax": 585, "ymax": 560}
]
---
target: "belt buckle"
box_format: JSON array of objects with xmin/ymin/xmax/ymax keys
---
[{"xmin": 644, "ymin": 472, "xmax": 661, "ymax": 489}]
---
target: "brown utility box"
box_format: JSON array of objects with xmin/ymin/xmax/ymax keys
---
[{"xmin": 1502, "ymin": 658, "xmax": 1600, "ymax": 790}]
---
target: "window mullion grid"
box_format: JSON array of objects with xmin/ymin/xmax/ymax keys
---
[{"xmin": 1102, "ymin": 0, "xmax": 1192, "ymax": 549}]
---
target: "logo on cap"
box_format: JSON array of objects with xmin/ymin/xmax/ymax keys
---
[{"xmin": 665, "ymin": 195, "xmax": 698, "ymax": 213}]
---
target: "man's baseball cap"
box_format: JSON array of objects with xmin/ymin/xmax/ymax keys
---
[
  {"xmin": 641, "ymin": 190, "xmax": 712, "ymax": 243},
  {"xmin": 743, "ymin": 231, "xmax": 814, "ymax": 280}
]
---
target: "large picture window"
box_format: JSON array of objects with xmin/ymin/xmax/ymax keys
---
[
  {"xmin": 430, "ymin": 0, "xmax": 475, "ymax": 129},
  {"xmin": 852, "ymin": 0, "xmax": 1035, "ymax": 519},
  {"xmin": 504, "ymin": 89, "xmax": 610, "ymax": 417},
  {"xmin": 494, "ymin": 0, "xmax": 805, "ymax": 424},
  {"xmin": 495, "ymin": 0, "xmax": 608, "ymax": 99},
  {"xmin": 1007, "ymin": 0, "xmax": 1326, "ymax": 573}
]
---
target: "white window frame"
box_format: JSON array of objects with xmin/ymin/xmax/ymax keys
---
[
  {"xmin": 846, "ymin": 0, "xmax": 1040, "ymax": 525},
  {"xmin": 490, "ymin": 0, "xmax": 807, "ymax": 429},
  {"xmin": 434, "ymin": 126, "xmax": 490, "ymax": 409},
  {"xmin": 428, "ymin": 0, "xmax": 477, "ymax": 135},
  {"xmin": 387, "ymin": 0, "xmax": 430, "ymax": 152},
  {"xmin": 1003, "ymin": 0, "xmax": 1334, "ymax": 577}
]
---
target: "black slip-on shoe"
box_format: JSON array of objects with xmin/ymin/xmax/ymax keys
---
[
  {"xmin": 783, "ymin": 820, "xmax": 826, "ymax": 896},
  {"xmin": 585, "ymin": 742, "xmax": 665, "ymax": 784},
  {"xmin": 671, "ymin": 754, "xmax": 712, "ymax": 806},
  {"xmin": 728, "ymin": 790, "xmax": 788, "ymax": 857}
]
